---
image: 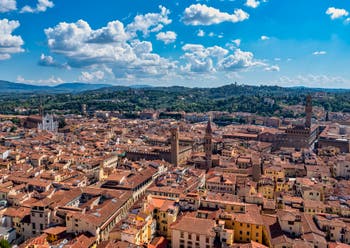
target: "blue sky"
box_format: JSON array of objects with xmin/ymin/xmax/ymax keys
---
[{"xmin": 1, "ymin": 0, "xmax": 350, "ymax": 88}]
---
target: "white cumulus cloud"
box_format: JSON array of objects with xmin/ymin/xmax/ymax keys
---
[
  {"xmin": 264, "ymin": 65, "xmax": 280, "ymax": 72},
  {"xmin": 0, "ymin": 0, "xmax": 16, "ymax": 13},
  {"xmin": 232, "ymin": 39, "xmax": 241, "ymax": 46},
  {"xmin": 326, "ymin": 7, "xmax": 348, "ymax": 20},
  {"xmin": 273, "ymin": 74, "xmax": 349, "ymax": 88},
  {"xmin": 44, "ymin": 18, "xmax": 176, "ymax": 79},
  {"xmin": 38, "ymin": 53, "xmax": 69, "ymax": 68},
  {"xmin": 181, "ymin": 44, "xmax": 228, "ymax": 72},
  {"xmin": 126, "ymin": 5, "xmax": 171, "ymax": 37},
  {"xmin": 260, "ymin": 35, "xmax": 270, "ymax": 40},
  {"xmin": 88, "ymin": 20, "xmax": 129, "ymax": 43},
  {"xmin": 219, "ymin": 49, "xmax": 265, "ymax": 71},
  {"xmin": 245, "ymin": 0, "xmax": 260, "ymax": 8},
  {"xmin": 313, "ymin": 51, "xmax": 327, "ymax": 55},
  {"xmin": 17, "ymin": 75, "xmax": 64, "ymax": 85},
  {"xmin": 156, "ymin": 31, "xmax": 177, "ymax": 44},
  {"xmin": 181, "ymin": 44, "xmax": 268, "ymax": 73},
  {"xmin": 225, "ymin": 39, "xmax": 241, "ymax": 51},
  {"xmin": 0, "ymin": 19, "xmax": 24, "ymax": 60},
  {"xmin": 21, "ymin": 0, "xmax": 54, "ymax": 13},
  {"xmin": 183, "ymin": 4, "xmax": 249, "ymax": 26},
  {"xmin": 79, "ymin": 70, "xmax": 105, "ymax": 82},
  {"xmin": 197, "ymin": 29, "xmax": 205, "ymax": 37}
]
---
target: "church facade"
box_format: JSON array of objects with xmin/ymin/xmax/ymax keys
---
[{"xmin": 38, "ymin": 114, "xmax": 59, "ymax": 133}]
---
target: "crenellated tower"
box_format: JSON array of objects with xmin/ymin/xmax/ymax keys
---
[
  {"xmin": 204, "ymin": 119, "xmax": 213, "ymax": 169},
  {"xmin": 305, "ymin": 94, "xmax": 312, "ymax": 128},
  {"xmin": 170, "ymin": 126, "xmax": 179, "ymax": 166}
]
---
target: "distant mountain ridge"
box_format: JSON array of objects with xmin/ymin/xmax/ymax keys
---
[
  {"xmin": 1, "ymin": 80, "xmax": 350, "ymax": 95},
  {"xmin": 52, "ymin": 83, "xmax": 112, "ymax": 92},
  {"xmin": 0, "ymin": 80, "xmax": 112, "ymax": 94}
]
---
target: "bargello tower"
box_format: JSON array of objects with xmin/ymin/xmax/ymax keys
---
[
  {"xmin": 205, "ymin": 119, "xmax": 213, "ymax": 169},
  {"xmin": 170, "ymin": 126, "xmax": 179, "ymax": 167},
  {"xmin": 305, "ymin": 94, "xmax": 312, "ymax": 128}
]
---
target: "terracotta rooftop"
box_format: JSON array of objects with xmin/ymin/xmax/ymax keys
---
[{"xmin": 171, "ymin": 216, "xmax": 216, "ymax": 237}]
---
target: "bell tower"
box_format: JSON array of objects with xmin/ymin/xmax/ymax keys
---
[{"xmin": 39, "ymin": 97, "xmax": 44, "ymax": 117}]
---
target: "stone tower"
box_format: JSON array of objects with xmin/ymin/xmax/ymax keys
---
[
  {"xmin": 99, "ymin": 162, "xmax": 105, "ymax": 182},
  {"xmin": 170, "ymin": 126, "xmax": 179, "ymax": 166},
  {"xmin": 252, "ymin": 159, "xmax": 262, "ymax": 182},
  {"xmin": 205, "ymin": 119, "xmax": 213, "ymax": 169},
  {"xmin": 305, "ymin": 94, "xmax": 312, "ymax": 128},
  {"xmin": 82, "ymin": 104, "xmax": 87, "ymax": 116},
  {"xmin": 39, "ymin": 97, "xmax": 43, "ymax": 117}
]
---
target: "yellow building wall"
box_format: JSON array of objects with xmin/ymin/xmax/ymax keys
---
[
  {"xmin": 232, "ymin": 222, "xmax": 263, "ymax": 243},
  {"xmin": 47, "ymin": 234, "xmax": 58, "ymax": 242},
  {"xmin": 264, "ymin": 169, "xmax": 285, "ymax": 181},
  {"xmin": 258, "ymin": 185, "xmax": 274, "ymax": 199}
]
